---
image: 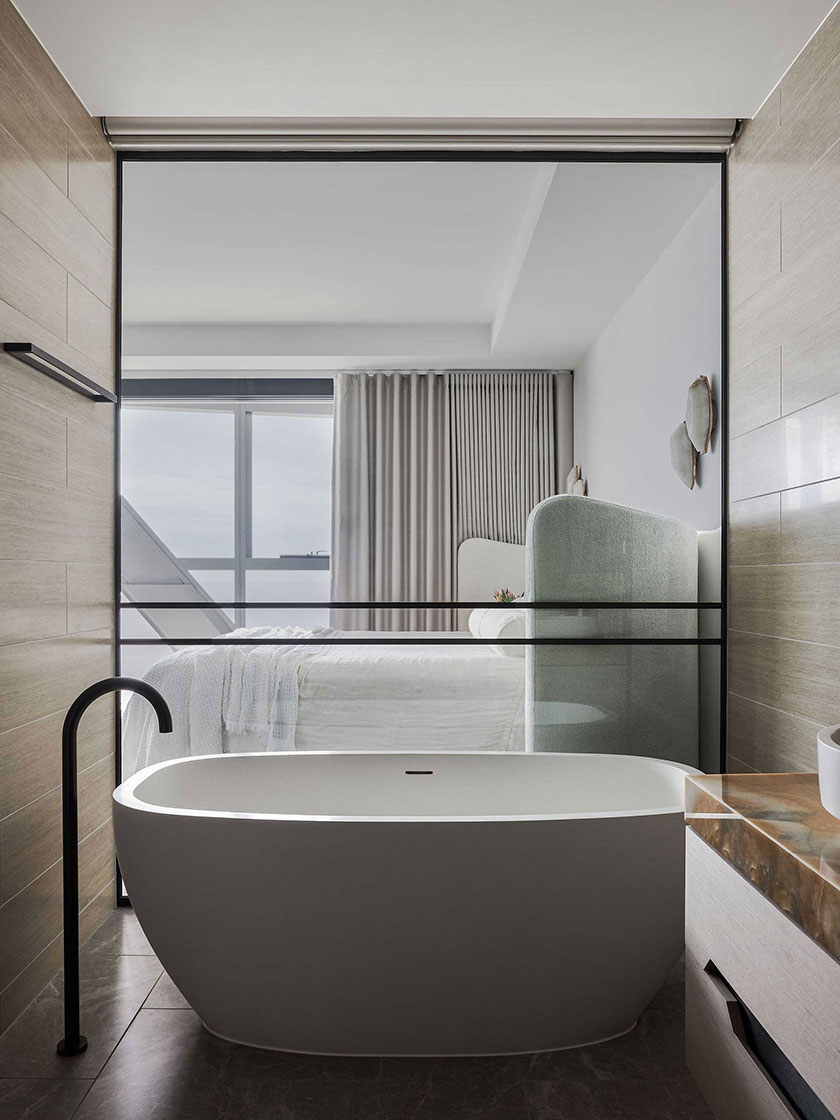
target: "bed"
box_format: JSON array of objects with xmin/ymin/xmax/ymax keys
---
[{"xmin": 122, "ymin": 537, "xmax": 528, "ymax": 776}]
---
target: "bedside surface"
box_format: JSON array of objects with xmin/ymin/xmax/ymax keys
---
[{"xmin": 686, "ymin": 773, "xmax": 840, "ymax": 964}]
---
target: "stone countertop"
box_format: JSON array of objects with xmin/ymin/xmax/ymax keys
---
[{"xmin": 685, "ymin": 772, "xmax": 840, "ymax": 965}]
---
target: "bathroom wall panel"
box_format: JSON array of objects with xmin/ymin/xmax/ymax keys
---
[
  {"xmin": 0, "ymin": 0, "xmax": 115, "ymax": 1030},
  {"xmin": 0, "ymin": 561, "xmax": 66, "ymax": 646},
  {"xmin": 728, "ymin": 630, "xmax": 781, "ymax": 709},
  {"xmin": 728, "ymin": 6, "xmax": 840, "ymax": 772},
  {"xmin": 730, "ymin": 393, "xmax": 840, "ymax": 501},
  {"xmin": 781, "ymin": 477, "xmax": 840, "ymax": 563},
  {"xmin": 0, "ymin": 819, "xmax": 113, "ymax": 994},
  {"xmin": 779, "ymin": 639, "xmax": 840, "ymax": 728},
  {"xmin": 0, "ymin": 630, "xmax": 113, "ymax": 736},
  {"xmin": 728, "ymin": 347, "xmax": 780, "ymax": 439},
  {"xmin": 0, "ymin": 211, "xmax": 67, "ymax": 337},
  {"xmin": 67, "ymin": 562, "xmax": 113, "ymax": 634},
  {"xmin": 0, "ymin": 757, "xmax": 112, "ymax": 905},
  {"xmin": 0, "ymin": 475, "xmax": 112, "ymax": 563},
  {"xmin": 66, "ymin": 416, "xmax": 115, "ymax": 500},
  {"xmin": 730, "ymin": 564, "xmax": 840, "ymax": 646},
  {"xmin": 728, "ymin": 493, "xmax": 780, "ymax": 566},
  {"xmin": 0, "ymin": 40, "xmax": 68, "ymax": 191},
  {"xmin": 67, "ymin": 276, "xmax": 114, "ymax": 375},
  {"xmin": 0, "ymin": 877, "xmax": 113, "ymax": 1033},
  {"xmin": 0, "ymin": 386, "xmax": 67, "ymax": 488},
  {"xmin": 727, "ymin": 693, "xmax": 819, "ymax": 772},
  {"xmin": 0, "ymin": 127, "xmax": 112, "ymax": 306},
  {"xmin": 0, "ymin": 701, "xmax": 112, "ymax": 822},
  {"xmin": 780, "ymin": 2, "xmax": 840, "ymax": 118},
  {"xmin": 0, "ymin": 305, "xmax": 112, "ymax": 422},
  {"xmin": 728, "ymin": 203, "xmax": 780, "ymax": 311},
  {"xmin": 68, "ymin": 132, "xmax": 115, "ymax": 244}
]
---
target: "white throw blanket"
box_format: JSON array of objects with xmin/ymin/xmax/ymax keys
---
[{"xmin": 122, "ymin": 627, "xmax": 333, "ymax": 777}]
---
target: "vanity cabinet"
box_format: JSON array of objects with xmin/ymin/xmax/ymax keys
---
[{"xmin": 685, "ymin": 827, "xmax": 840, "ymax": 1120}]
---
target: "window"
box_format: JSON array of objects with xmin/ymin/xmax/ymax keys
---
[{"xmin": 121, "ymin": 399, "xmax": 333, "ymax": 630}]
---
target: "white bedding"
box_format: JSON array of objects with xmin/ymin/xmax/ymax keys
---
[{"xmin": 123, "ymin": 627, "xmax": 525, "ymax": 775}]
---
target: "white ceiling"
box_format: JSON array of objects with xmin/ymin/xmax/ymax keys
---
[
  {"xmin": 121, "ymin": 160, "xmax": 720, "ymax": 372},
  {"xmin": 14, "ymin": 0, "xmax": 837, "ymax": 119}
]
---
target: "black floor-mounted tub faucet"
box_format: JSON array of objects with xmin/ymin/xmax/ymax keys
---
[{"xmin": 57, "ymin": 677, "xmax": 172, "ymax": 1057}]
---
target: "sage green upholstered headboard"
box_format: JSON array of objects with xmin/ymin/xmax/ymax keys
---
[{"xmin": 525, "ymin": 495, "xmax": 700, "ymax": 766}]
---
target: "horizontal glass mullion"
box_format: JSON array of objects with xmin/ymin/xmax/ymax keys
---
[
  {"xmin": 120, "ymin": 636, "xmax": 723, "ymax": 646},
  {"xmin": 119, "ymin": 600, "xmax": 722, "ymax": 610}
]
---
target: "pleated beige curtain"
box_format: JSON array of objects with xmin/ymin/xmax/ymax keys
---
[
  {"xmin": 450, "ymin": 372, "xmax": 558, "ymax": 546},
  {"xmin": 330, "ymin": 372, "xmax": 454, "ymax": 632},
  {"xmin": 330, "ymin": 370, "xmax": 563, "ymax": 632}
]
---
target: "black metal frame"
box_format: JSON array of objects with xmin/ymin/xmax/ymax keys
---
[{"xmin": 114, "ymin": 146, "xmax": 729, "ymax": 898}]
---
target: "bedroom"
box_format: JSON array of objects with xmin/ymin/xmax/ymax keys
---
[{"xmin": 116, "ymin": 155, "xmax": 723, "ymax": 779}]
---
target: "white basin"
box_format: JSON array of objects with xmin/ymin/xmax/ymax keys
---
[{"xmin": 817, "ymin": 725, "xmax": 840, "ymax": 821}]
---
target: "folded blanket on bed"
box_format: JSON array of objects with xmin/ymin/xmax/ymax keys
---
[{"xmin": 122, "ymin": 627, "xmax": 334, "ymax": 776}]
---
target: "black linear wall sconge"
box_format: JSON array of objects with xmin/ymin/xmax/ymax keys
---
[
  {"xmin": 58, "ymin": 678, "xmax": 172, "ymax": 1057},
  {"xmin": 3, "ymin": 343, "xmax": 117, "ymax": 402}
]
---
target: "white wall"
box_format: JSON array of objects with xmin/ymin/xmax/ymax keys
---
[{"xmin": 573, "ymin": 184, "xmax": 721, "ymax": 531}]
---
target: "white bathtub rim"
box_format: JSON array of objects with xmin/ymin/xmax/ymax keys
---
[
  {"xmin": 200, "ymin": 1016, "xmax": 640, "ymax": 1056},
  {"xmin": 114, "ymin": 750, "xmax": 699, "ymax": 824}
]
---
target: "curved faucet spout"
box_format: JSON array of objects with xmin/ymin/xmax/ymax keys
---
[{"xmin": 58, "ymin": 677, "xmax": 172, "ymax": 1057}]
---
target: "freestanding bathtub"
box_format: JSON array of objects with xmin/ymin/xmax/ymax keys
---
[{"xmin": 114, "ymin": 751, "xmax": 695, "ymax": 1056}]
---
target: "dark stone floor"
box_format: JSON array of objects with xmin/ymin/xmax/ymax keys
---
[{"xmin": 0, "ymin": 910, "xmax": 711, "ymax": 1119}]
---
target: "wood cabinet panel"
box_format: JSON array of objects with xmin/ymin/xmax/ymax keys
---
[
  {"xmin": 686, "ymin": 830, "xmax": 840, "ymax": 1116},
  {"xmin": 686, "ymin": 951, "xmax": 797, "ymax": 1120}
]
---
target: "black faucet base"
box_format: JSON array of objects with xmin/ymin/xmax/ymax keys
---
[{"xmin": 57, "ymin": 1035, "xmax": 88, "ymax": 1057}]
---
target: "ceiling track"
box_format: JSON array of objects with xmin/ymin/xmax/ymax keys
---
[{"xmin": 101, "ymin": 117, "xmax": 739, "ymax": 153}]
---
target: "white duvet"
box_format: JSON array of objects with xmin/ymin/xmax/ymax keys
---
[{"xmin": 122, "ymin": 626, "xmax": 525, "ymax": 776}]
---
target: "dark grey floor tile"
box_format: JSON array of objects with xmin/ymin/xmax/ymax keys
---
[
  {"xmin": 524, "ymin": 1076, "xmax": 678, "ymax": 1120},
  {"xmin": 521, "ymin": 1029, "xmax": 679, "ymax": 1120},
  {"xmin": 81, "ymin": 909, "xmax": 157, "ymax": 958},
  {"xmin": 639, "ymin": 1005, "xmax": 712, "ymax": 1120},
  {"xmin": 0, "ymin": 953, "xmax": 162, "ymax": 1079},
  {"xmin": 381, "ymin": 1055, "xmax": 529, "ymax": 1120},
  {"xmin": 380, "ymin": 1054, "xmax": 525, "ymax": 1084},
  {"xmin": 239, "ymin": 1047, "xmax": 380, "ymax": 1080},
  {"xmin": 142, "ymin": 972, "xmax": 191, "ymax": 1010},
  {"xmin": 223, "ymin": 1077, "xmax": 380, "ymax": 1120},
  {"xmin": 381, "ymin": 1072, "xmax": 530, "ymax": 1120},
  {"xmin": 0, "ymin": 1078, "xmax": 92, "ymax": 1120},
  {"xmin": 73, "ymin": 1010, "xmax": 244, "ymax": 1120}
]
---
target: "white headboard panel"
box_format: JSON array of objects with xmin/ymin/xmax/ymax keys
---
[{"xmin": 456, "ymin": 537, "xmax": 527, "ymax": 631}]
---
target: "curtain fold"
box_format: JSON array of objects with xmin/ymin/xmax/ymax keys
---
[
  {"xmin": 451, "ymin": 372, "xmax": 557, "ymax": 547},
  {"xmin": 330, "ymin": 371, "xmax": 453, "ymax": 632},
  {"xmin": 330, "ymin": 371, "xmax": 562, "ymax": 632}
]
